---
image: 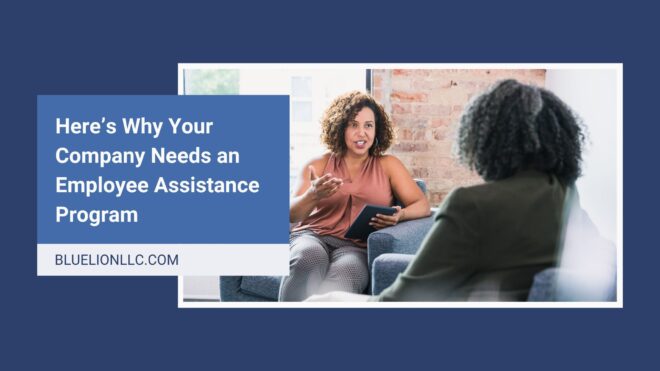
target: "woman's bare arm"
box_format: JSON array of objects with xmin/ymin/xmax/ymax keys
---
[
  {"xmin": 370, "ymin": 155, "xmax": 431, "ymax": 228},
  {"xmin": 289, "ymin": 154, "xmax": 343, "ymax": 223}
]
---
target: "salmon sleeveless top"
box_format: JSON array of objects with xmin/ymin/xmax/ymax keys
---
[{"xmin": 292, "ymin": 153, "xmax": 394, "ymax": 247}]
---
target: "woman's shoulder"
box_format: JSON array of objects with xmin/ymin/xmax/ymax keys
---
[
  {"xmin": 378, "ymin": 154, "xmax": 403, "ymax": 167},
  {"xmin": 377, "ymin": 154, "xmax": 407, "ymax": 175}
]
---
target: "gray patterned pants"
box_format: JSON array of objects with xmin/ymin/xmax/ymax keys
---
[{"xmin": 279, "ymin": 230, "xmax": 369, "ymax": 301}]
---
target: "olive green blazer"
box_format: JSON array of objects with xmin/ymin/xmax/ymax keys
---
[{"xmin": 378, "ymin": 170, "xmax": 567, "ymax": 301}]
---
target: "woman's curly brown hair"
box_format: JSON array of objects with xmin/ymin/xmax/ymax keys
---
[{"xmin": 320, "ymin": 91, "xmax": 395, "ymax": 157}]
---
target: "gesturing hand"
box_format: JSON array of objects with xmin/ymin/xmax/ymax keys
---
[
  {"xmin": 308, "ymin": 166, "xmax": 343, "ymax": 201},
  {"xmin": 369, "ymin": 206, "xmax": 405, "ymax": 230}
]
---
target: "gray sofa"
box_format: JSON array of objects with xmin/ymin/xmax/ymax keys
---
[
  {"xmin": 371, "ymin": 254, "xmax": 616, "ymax": 301},
  {"xmin": 220, "ymin": 181, "xmax": 617, "ymax": 302},
  {"xmin": 219, "ymin": 214, "xmax": 604, "ymax": 302},
  {"xmin": 371, "ymin": 184, "xmax": 617, "ymax": 302},
  {"xmin": 220, "ymin": 213, "xmax": 435, "ymax": 301},
  {"xmin": 220, "ymin": 180, "xmax": 433, "ymax": 302}
]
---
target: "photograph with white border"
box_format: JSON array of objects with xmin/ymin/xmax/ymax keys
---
[{"xmin": 178, "ymin": 63, "xmax": 622, "ymax": 309}]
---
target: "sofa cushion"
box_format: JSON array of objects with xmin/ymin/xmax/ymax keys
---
[
  {"xmin": 371, "ymin": 253, "xmax": 414, "ymax": 295},
  {"xmin": 239, "ymin": 276, "xmax": 282, "ymax": 301},
  {"xmin": 527, "ymin": 268, "xmax": 559, "ymax": 301}
]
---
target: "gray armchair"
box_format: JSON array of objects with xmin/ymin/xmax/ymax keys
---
[
  {"xmin": 371, "ymin": 185, "xmax": 618, "ymax": 302},
  {"xmin": 219, "ymin": 180, "xmax": 433, "ymax": 302},
  {"xmin": 370, "ymin": 253, "xmax": 617, "ymax": 301}
]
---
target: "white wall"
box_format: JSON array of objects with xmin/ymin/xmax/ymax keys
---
[
  {"xmin": 239, "ymin": 69, "xmax": 366, "ymax": 196},
  {"xmin": 545, "ymin": 69, "xmax": 619, "ymax": 243}
]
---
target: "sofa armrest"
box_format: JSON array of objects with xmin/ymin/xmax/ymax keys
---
[
  {"xmin": 220, "ymin": 276, "xmax": 280, "ymax": 302},
  {"xmin": 371, "ymin": 253, "xmax": 414, "ymax": 295},
  {"xmin": 220, "ymin": 276, "xmax": 243, "ymax": 301},
  {"xmin": 367, "ymin": 215, "xmax": 434, "ymax": 271}
]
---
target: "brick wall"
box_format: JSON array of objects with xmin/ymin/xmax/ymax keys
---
[{"xmin": 372, "ymin": 69, "xmax": 546, "ymax": 205}]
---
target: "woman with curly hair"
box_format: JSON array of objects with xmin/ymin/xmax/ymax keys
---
[
  {"xmin": 281, "ymin": 91, "xmax": 431, "ymax": 301},
  {"xmin": 309, "ymin": 79, "xmax": 586, "ymax": 302}
]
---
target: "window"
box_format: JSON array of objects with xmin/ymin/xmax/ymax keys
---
[{"xmin": 182, "ymin": 67, "xmax": 367, "ymax": 196}]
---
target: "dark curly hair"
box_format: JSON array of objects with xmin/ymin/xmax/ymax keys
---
[
  {"xmin": 457, "ymin": 79, "xmax": 586, "ymax": 185},
  {"xmin": 320, "ymin": 91, "xmax": 394, "ymax": 157}
]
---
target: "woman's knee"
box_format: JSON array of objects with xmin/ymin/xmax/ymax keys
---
[
  {"xmin": 280, "ymin": 239, "xmax": 330, "ymax": 301},
  {"xmin": 324, "ymin": 251, "xmax": 369, "ymax": 292},
  {"xmin": 289, "ymin": 240, "xmax": 329, "ymax": 272}
]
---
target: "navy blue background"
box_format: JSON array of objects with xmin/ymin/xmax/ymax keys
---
[
  {"xmin": 2, "ymin": 0, "xmax": 655, "ymax": 369},
  {"xmin": 37, "ymin": 95, "xmax": 289, "ymax": 243}
]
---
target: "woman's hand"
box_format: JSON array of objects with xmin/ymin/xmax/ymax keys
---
[
  {"xmin": 307, "ymin": 166, "xmax": 343, "ymax": 201},
  {"xmin": 369, "ymin": 206, "xmax": 405, "ymax": 230}
]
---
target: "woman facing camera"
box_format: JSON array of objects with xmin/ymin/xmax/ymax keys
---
[
  {"xmin": 308, "ymin": 79, "xmax": 586, "ymax": 302},
  {"xmin": 282, "ymin": 91, "xmax": 431, "ymax": 301}
]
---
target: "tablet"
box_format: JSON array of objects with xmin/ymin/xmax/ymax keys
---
[{"xmin": 344, "ymin": 204, "xmax": 397, "ymax": 240}]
